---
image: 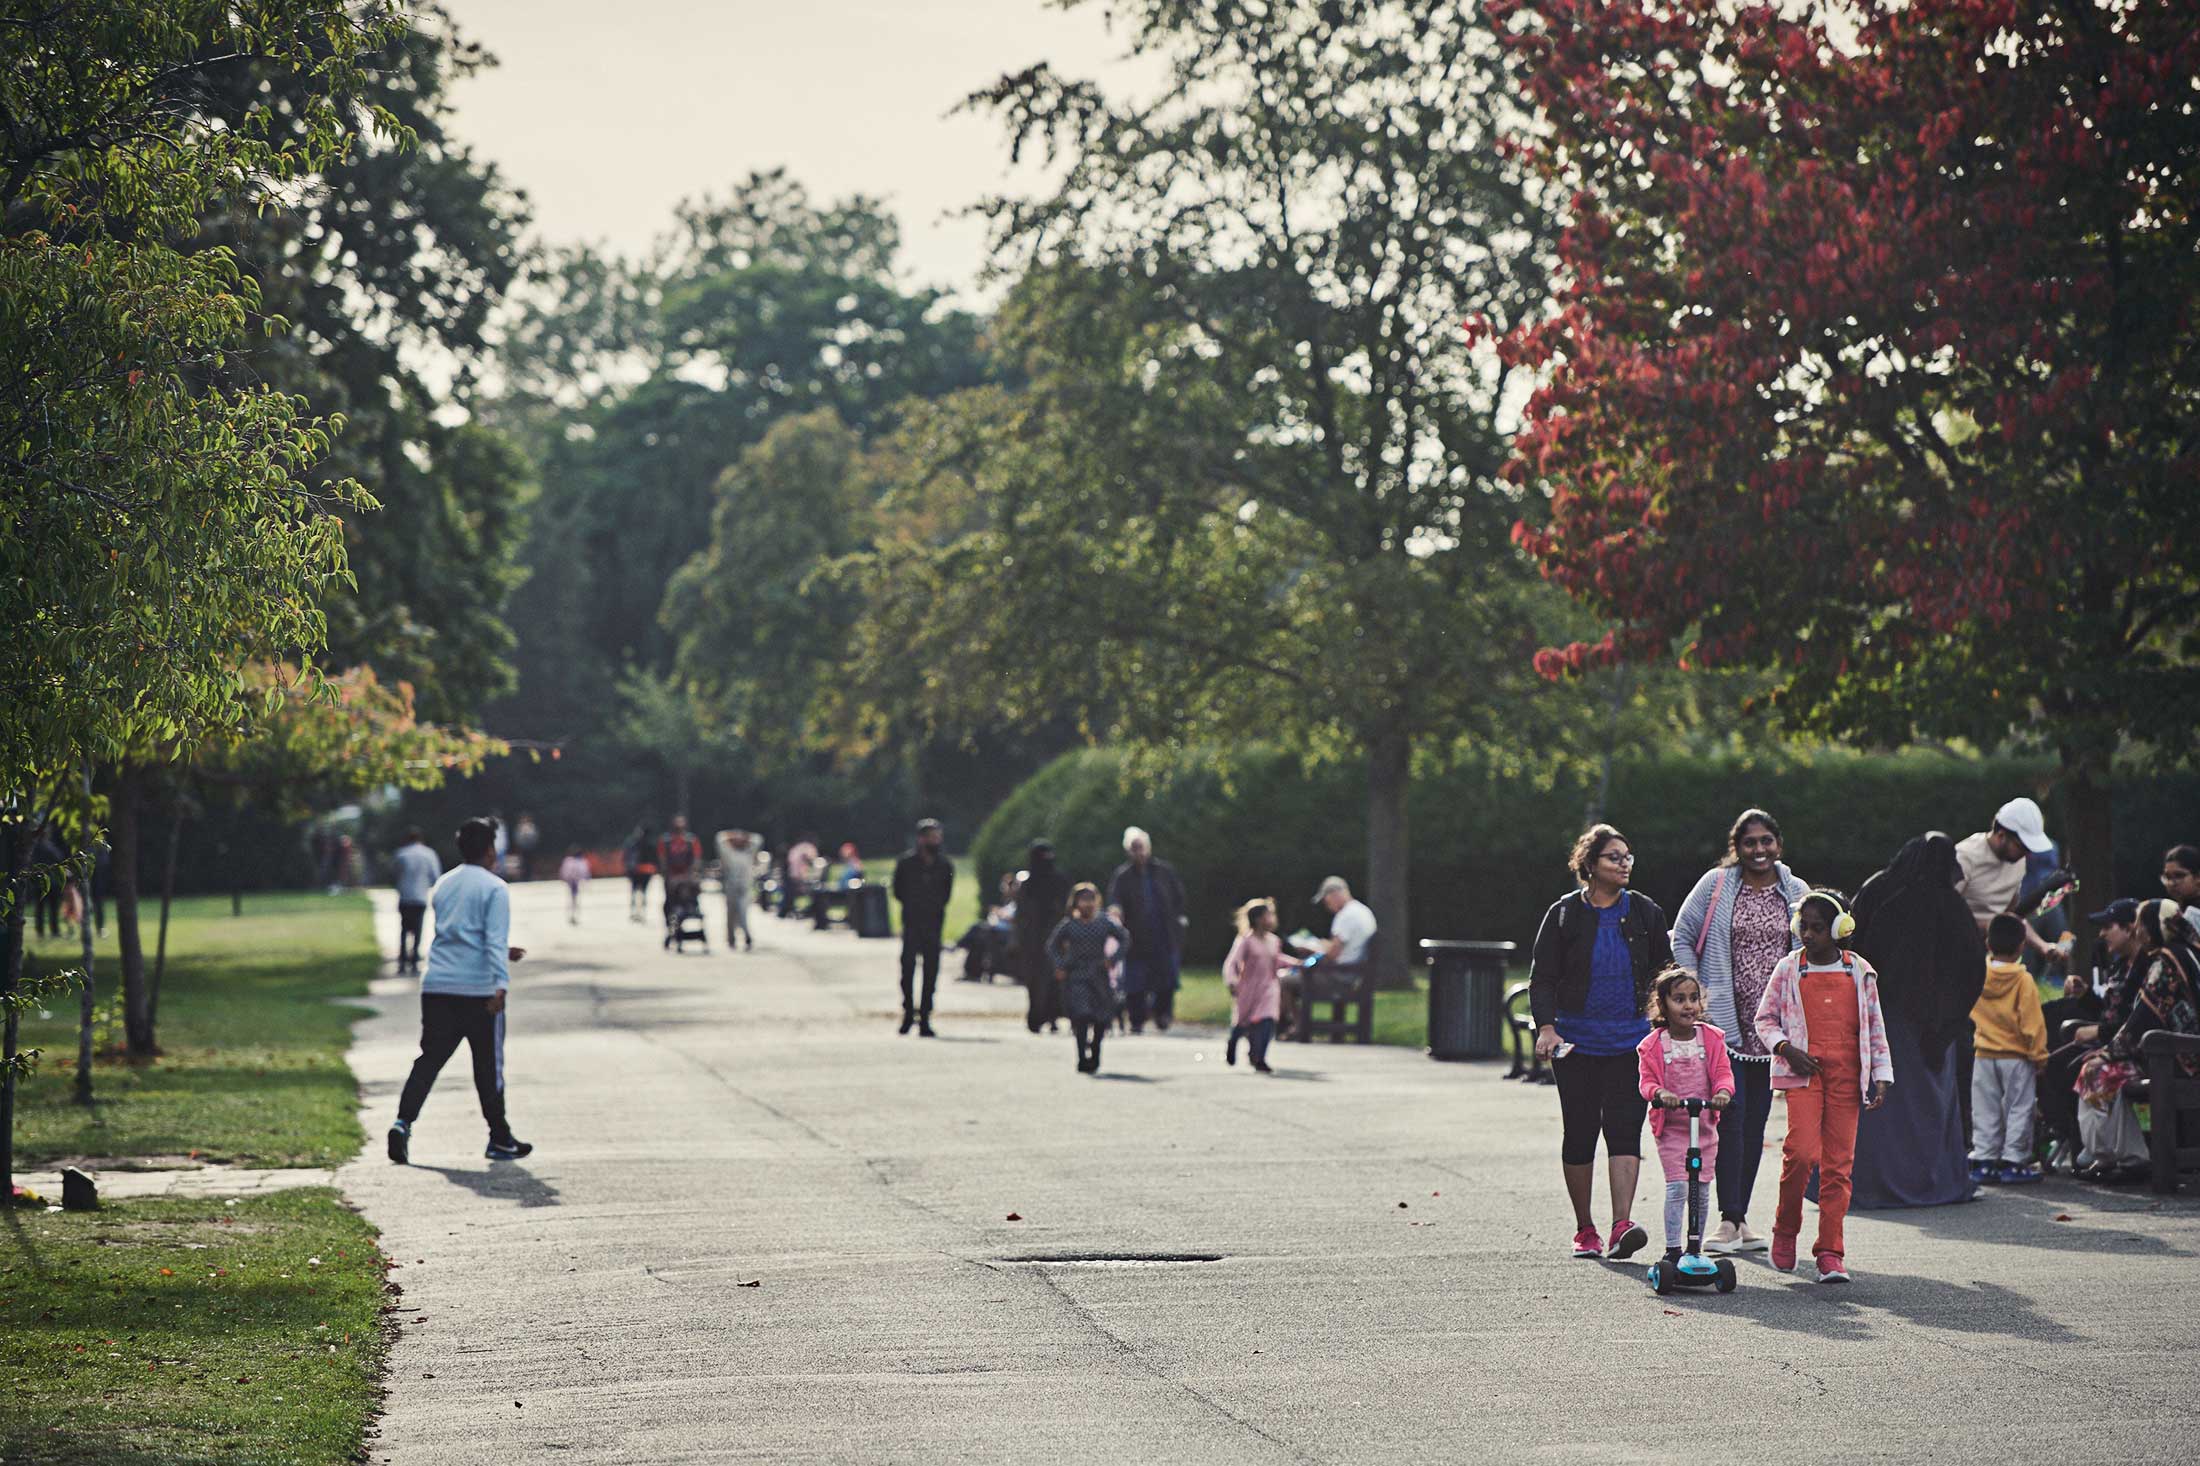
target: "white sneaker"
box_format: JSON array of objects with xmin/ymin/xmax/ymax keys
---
[
  {"xmin": 1732, "ymin": 1224, "xmax": 1771, "ymax": 1253},
  {"xmin": 1704, "ymin": 1222, "xmax": 1743, "ymax": 1255}
]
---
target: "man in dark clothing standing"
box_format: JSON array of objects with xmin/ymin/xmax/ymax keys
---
[
  {"xmin": 1013, "ymin": 840, "xmax": 1073, "ymax": 1034},
  {"xmin": 1107, "ymin": 826, "xmax": 1188, "ymax": 1032},
  {"xmin": 891, "ymin": 818, "xmax": 954, "ymax": 1036}
]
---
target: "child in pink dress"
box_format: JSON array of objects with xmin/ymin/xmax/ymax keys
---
[
  {"xmin": 1223, "ymin": 900, "xmax": 1289, "ymax": 1073},
  {"xmin": 558, "ymin": 846, "xmax": 591, "ymax": 925},
  {"xmin": 1637, "ymin": 968, "xmax": 1735, "ymax": 1263}
]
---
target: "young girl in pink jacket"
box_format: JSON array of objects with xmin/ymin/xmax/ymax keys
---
[
  {"xmin": 1754, "ymin": 890, "xmax": 1894, "ymax": 1284},
  {"xmin": 1637, "ymin": 968, "xmax": 1735, "ymax": 1263},
  {"xmin": 1223, "ymin": 899, "xmax": 1289, "ymax": 1072}
]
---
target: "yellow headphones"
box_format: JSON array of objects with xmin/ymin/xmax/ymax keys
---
[{"xmin": 1790, "ymin": 890, "xmax": 1856, "ymax": 941}]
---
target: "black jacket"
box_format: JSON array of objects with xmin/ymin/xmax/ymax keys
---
[
  {"xmin": 891, "ymin": 849, "xmax": 955, "ymax": 926},
  {"xmin": 1106, "ymin": 858, "xmax": 1186, "ymax": 959},
  {"xmin": 1527, "ymin": 889, "xmax": 1672, "ymax": 1029}
]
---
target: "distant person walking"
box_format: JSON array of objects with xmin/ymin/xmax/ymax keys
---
[
  {"xmin": 782, "ymin": 833, "xmax": 820, "ymax": 919},
  {"xmin": 392, "ymin": 827, "xmax": 442, "ymax": 975},
  {"xmin": 1049, "ymin": 883, "xmax": 1129, "ymax": 1074},
  {"xmin": 622, "ymin": 825, "xmax": 656, "ymax": 923},
  {"xmin": 1106, "ymin": 827, "xmax": 1187, "ymax": 1032},
  {"xmin": 1667, "ymin": 808, "xmax": 1807, "ymax": 1253},
  {"xmin": 891, "ymin": 819, "xmax": 954, "ymax": 1036},
  {"xmin": 1222, "ymin": 899, "xmax": 1289, "ymax": 1072},
  {"xmin": 657, "ymin": 816, "xmax": 703, "ymax": 929},
  {"xmin": 388, "ymin": 818, "xmax": 531, "ymax": 1164},
  {"xmin": 558, "ymin": 846, "xmax": 591, "ymax": 925},
  {"xmin": 1015, "ymin": 840, "xmax": 1073, "ymax": 1034},
  {"xmin": 1530, "ymin": 823, "xmax": 1670, "ymax": 1262},
  {"xmin": 715, "ymin": 827, "xmax": 760, "ymax": 951}
]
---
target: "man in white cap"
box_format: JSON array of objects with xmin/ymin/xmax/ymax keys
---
[{"xmin": 1954, "ymin": 798, "xmax": 2055, "ymax": 941}]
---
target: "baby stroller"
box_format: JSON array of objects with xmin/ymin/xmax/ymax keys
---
[{"xmin": 663, "ymin": 876, "xmax": 709, "ymax": 954}]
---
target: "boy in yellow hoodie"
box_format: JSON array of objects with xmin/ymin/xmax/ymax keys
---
[{"xmin": 1969, "ymin": 913, "xmax": 2049, "ymax": 1184}]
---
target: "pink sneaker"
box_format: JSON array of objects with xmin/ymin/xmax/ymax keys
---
[
  {"xmin": 1814, "ymin": 1253, "xmax": 1851, "ymax": 1284},
  {"xmin": 1770, "ymin": 1232, "xmax": 1797, "ymax": 1272},
  {"xmin": 1571, "ymin": 1225, "xmax": 1603, "ymax": 1259},
  {"xmin": 1605, "ymin": 1219, "xmax": 1649, "ymax": 1261}
]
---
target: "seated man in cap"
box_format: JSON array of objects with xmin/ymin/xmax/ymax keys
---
[
  {"xmin": 1278, "ymin": 877, "xmax": 1378, "ymax": 1033},
  {"xmin": 1954, "ymin": 797, "xmax": 2059, "ymax": 957}
]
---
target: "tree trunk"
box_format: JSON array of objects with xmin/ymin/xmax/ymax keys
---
[
  {"xmin": 75, "ymin": 884, "xmax": 95, "ymax": 1107},
  {"xmin": 2, "ymin": 820, "xmax": 26, "ymax": 1200},
  {"xmin": 111, "ymin": 764, "xmax": 154, "ymax": 1057},
  {"xmin": 2061, "ymin": 744, "xmax": 2115, "ymax": 971},
  {"xmin": 1365, "ymin": 732, "xmax": 1413, "ymax": 988},
  {"xmin": 150, "ymin": 802, "xmax": 182, "ymax": 1033}
]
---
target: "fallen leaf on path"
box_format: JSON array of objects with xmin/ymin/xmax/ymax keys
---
[
  {"xmin": 2054, "ymin": 1214, "xmax": 2072, "ymax": 1222},
  {"xmin": 1005, "ymin": 1213, "xmax": 1022, "ymax": 1221},
  {"xmin": 1662, "ymin": 1309, "xmax": 1682, "ymax": 1316},
  {"xmin": 738, "ymin": 1280, "xmax": 761, "ymax": 1288},
  {"xmin": 1396, "ymin": 1202, "xmax": 1408, "ymax": 1209}
]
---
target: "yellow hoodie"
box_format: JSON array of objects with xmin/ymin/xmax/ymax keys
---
[{"xmin": 1972, "ymin": 958, "xmax": 2048, "ymax": 1065}]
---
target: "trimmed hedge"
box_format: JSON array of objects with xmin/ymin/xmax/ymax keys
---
[{"xmin": 973, "ymin": 746, "xmax": 2200, "ymax": 964}]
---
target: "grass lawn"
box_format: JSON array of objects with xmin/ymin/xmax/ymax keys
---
[
  {"xmin": 1172, "ymin": 967, "xmax": 1435, "ymax": 1048},
  {"xmin": 15, "ymin": 891, "xmax": 378, "ymax": 1167},
  {"xmin": 0, "ymin": 1188, "xmax": 387, "ymax": 1465}
]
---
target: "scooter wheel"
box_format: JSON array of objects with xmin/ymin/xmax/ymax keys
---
[
  {"xmin": 1715, "ymin": 1260, "xmax": 1737, "ymax": 1293},
  {"xmin": 1648, "ymin": 1263, "xmax": 1672, "ymax": 1296}
]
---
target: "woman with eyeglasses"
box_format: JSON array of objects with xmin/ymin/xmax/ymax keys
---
[{"xmin": 1529, "ymin": 823, "xmax": 1673, "ymax": 1261}]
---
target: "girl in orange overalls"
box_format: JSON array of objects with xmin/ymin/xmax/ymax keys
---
[{"xmin": 1753, "ymin": 890, "xmax": 1893, "ymax": 1283}]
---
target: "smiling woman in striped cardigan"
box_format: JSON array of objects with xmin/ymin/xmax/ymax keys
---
[{"xmin": 1668, "ymin": 808, "xmax": 1809, "ymax": 1254}]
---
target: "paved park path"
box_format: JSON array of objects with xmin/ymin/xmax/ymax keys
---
[{"xmin": 341, "ymin": 880, "xmax": 2199, "ymax": 1464}]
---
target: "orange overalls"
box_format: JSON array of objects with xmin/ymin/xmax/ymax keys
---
[{"xmin": 1775, "ymin": 966, "xmax": 1864, "ymax": 1259}]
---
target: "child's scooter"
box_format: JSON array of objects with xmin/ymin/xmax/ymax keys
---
[{"xmin": 1646, "ymin": 1097, "xmax": 1737, "ymax": 1296}]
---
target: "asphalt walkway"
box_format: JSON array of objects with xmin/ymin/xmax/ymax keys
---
[{"xmin": 340, "ymin": 881, "xmax": 2200, "ymax": 1464}]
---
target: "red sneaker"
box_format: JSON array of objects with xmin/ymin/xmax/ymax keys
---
[
  {"xmin": 1571, "ymin": 1225, "xmax": 1603, "ymax": 1259},
  {"xmin": 1770, "ymin": 1232, "xmax": 1797, "ymax": 1272},
  {"xmin": 1814, "ymin": 1253, "xmax": 1851, "ymax": 1284},
  {"xmin": 1606, "ymin": 1219, "xmax": 1649, "ymax": 1261}
]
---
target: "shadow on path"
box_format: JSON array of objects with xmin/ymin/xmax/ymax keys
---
[
  {"xmin": 411, "ymin": 1162, "xmax": 562, "ymax": 1209},
  {"xmin": 1649, "ymin": 1268, "xmax": 2087, "ymax": 1345}
]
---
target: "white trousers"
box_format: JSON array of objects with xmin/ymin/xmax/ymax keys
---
[{"xmin": 1970, "ymin": 1055, "xmax": 2037, "ymax": 1164}]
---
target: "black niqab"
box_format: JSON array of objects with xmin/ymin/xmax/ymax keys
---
[{"xmin": 1851, "ymin": 832, "xmax": 1986, "ymax": 1067}]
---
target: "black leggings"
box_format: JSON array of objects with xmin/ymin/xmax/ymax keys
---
[
  {"xmin": 1554, "ymin": 1049, "xmax": 1647, "ymax": 1165},
  {"xmin": 1073, "ymin": 1021, "xmax": 1105, "ymax": 1070}
]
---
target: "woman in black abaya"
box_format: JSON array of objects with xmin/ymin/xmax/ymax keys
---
[{"xmin": 1847, "ymin": 833, "xmax": 1987, "ymax": 1208}]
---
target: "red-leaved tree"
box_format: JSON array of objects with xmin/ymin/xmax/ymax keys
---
[{"xmin": 1490, "ymin": 0, "xmax": 2200, "ymax": 926}]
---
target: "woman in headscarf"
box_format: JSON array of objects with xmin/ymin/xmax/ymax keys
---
[
  {"xmin": 1013, "ymin": 840, "xmax": 1073, "ymax": 1035},
  {"xmin": 1845, "ymin": 832, "xmax": 1987, "ymax": 1208}
]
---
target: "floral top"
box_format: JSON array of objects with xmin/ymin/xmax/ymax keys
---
[
  {"xmin": 2107, "ymin": 941, "xmax": 2200, "ymax": 1078},
  {"xmin": 1728, "ymin": 881, "xmax": 1790, "ymax": 1059}
]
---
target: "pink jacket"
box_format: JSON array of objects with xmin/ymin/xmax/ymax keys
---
[
  {"xmin": 1752, "ymin": 949, "xmax": 1895, "ymax": 1092},
  {"xmin": 1636, "ymin": 1023, "xmax": 1737, "ymax": 1139}
]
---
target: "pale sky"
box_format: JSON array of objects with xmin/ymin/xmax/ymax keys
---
[{"xmin": 439, "ymin": 0, "xmax": 1142, "ymax": 297}]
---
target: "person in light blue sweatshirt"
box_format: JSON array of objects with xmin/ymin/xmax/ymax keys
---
[{"xmin": 389, "ymin": 818, "xmax": 531, "ymax": 1164}]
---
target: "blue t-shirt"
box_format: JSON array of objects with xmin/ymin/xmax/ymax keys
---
[{"xmin": 1555, "ymin": 892, "xmax": 1650, "ymax": 1055}]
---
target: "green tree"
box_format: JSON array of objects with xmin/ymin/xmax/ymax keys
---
[
  {"xmin": 837, "ymin": 2, "xmax": 1561, "ymax": 979},
  {"xmin": 1, "ymin": 0, "xmax": 404, "ymax": 1199},
  {"xmin": 472, "ymin": 174, "xmax": 988, "ymax": 838},
  {"xmin": 664, "ymin": 410, "xmax": 881, "ymax": 761}
]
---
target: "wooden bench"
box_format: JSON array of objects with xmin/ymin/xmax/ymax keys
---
[
  {"xmin": 1290, "ymin": 933, "xmax": 1380, "ymax": 1045},
  {"xmin": 2141, "ymin": 1030, "xmax": 2200, "ymax": 1194}
]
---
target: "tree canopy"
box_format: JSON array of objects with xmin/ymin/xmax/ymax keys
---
[
  {"xmin": 1492, "ymin": 0, "xmax": 2200, "ymax": 923},
  {"xmin": 832, "ymin": 0, "xmax": 1569, "ymax": 973}
]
